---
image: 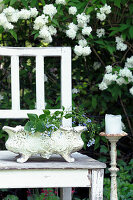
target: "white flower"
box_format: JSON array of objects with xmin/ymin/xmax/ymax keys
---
[
  {"xmin": 39, "ymin": 26, "xmax": 52, "ymax": 43},
  {"xmin": 96, "ymin": 13, "xmax": 106, "ymax": 21},
  {"xmin": 0, "ymin": 13, "xmax": 14, "ymax": 30},
  {"xmin": 66, "ymin": 29, "xmax": 76, "ymax": 40},
  {"xmin": 33, "ymin": 15, "xmax": 48, "ymax": 30},
  {"xmin": 116, "ymin": 43, "xmax": 127, "ymax": 51},
  {"xmin": 115, "ymin": 36, "xmax": 124, "ymax": 43},
  {"xmin": 0, "ymin": 94, "xmax": 4, "ymax": 101},
  {"xmin": 98, "ymin": 82, "xmax": 108, "ymax": 90},
  {"xmin": 19, "ymin": 9, "xmax": 31, "ymax": 19},
  {"xmin": 106, "ymin": 65, "xmax": 112, "ymax": 73},
  {"xmin": 49, "ymin": 26, "xmax": 57, "ymax": 35},
  {"xmin": 115, "ymin": 36, "xmax": 127, "ymax": 51},
  {"xmin": 103, "ymin": 73, "xmax": 117, "ymax": 85},
  {"xmin": 129, "ymin": 86, "xmax": 133, "ymax": 95},
  {"xmin": 43, "ymin": 4, "xmax": 57, "ymax": 18},
  {"xmin": 116, "ymin": 77, "xmax": 127, "ymax": 85},
  {"xmin": 125, "ymin": 56, "xmax": 133, "ymax": 68},
  {"xmin": 68, "ymin": 22, "xmax": 78, "ymax": 32},
  {"xmin": 3, "ymin": 6, "xmax": 15, "ymax": 16},
  {"xmin": 119, "ymin": 67, "xmax": 132, "ymax": 78},
  {"xmin": 6, "ymin": 11, "xmax": 19, "ymax": 23},
  {"xmin": 55, "ymin": 0, "xmax": 66, "ymax": 5},
  {"xmin": 82, "ymin": 46, "xmax": 91, "ymax": 56},
  {"xmin": 30, "ymin": 7, "xmax": 38, "ymax": 18},
  {"xmin": 72, "ymin": 88, "xmax": 79, "ymax": 94},
  {"xmin": 82, "ymin": 26, "xmax": 92, "ymax": 36},
  {"xmin": 96, "ymin": 28, "xmax": 105, "ymax": 38},
  {"xmin": 78, "ymin": 39, "xmax": 87, "ymax": 47},
  {"xmin": 77, "ymin": 13, "xmax": 90, "ymax": 28},
  {"xmin": 69, "ymin": 6, "xmax": 77, "ymax": 15},
  {"xmin": 74, "ymin": 45, "xmax": 83, "ymax": 56},
  {"xmin": 44, "ymin": 74, "xmax": 48, "ymax": 82},
  {"xmin": 100, "ymin": 4, "xmax": 111, "ymax": 14},
  {"xmin": 93, "ymin": 62, "xmax": 101, "ymax": 70}
]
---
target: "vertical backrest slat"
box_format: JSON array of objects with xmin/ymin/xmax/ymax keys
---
[
  {"xmin": 11, "ymin": 55, "xmax": 20, "ymax": 110},
  {"xmin": 36, "ymin": 55, "xmax": 45, "ymax": 110},
  {"xmin": 61, "ymin": 48, "xmax": 72, "ymax": 127}
]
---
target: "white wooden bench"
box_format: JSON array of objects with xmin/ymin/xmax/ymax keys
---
[{"xmin": 0, "ymin": 47, "xmax": 106, "ymax": 200}]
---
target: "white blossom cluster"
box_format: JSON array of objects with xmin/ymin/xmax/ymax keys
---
[
  {"xmin": 115, "ymin": 36, "xmax": 127, "ymax": 51},
  {"xmin": 96, "ymin": 28, "xmax": 105, "ymax": 38},
  {"xmin": 129, "ymin": 86, "xmax": 133, "ymax": 95},
  {"xmin": 43, "ymin": 4, "xmax": 57, "ymax": 19},
  {"xmin": 74, "ymin": 45, "xmax": 91, "ymax": 56},
  {"xmin": 55, "ymin": 0, "xmax": 66, "ymax": 5},
  {"xmin": 72, "ymin": 88, "xmax": 80, "ymax": 94},
  {"xmin": 66, "ymin": 11, "xmax": 92, "ymax": 56},
  {"xmin": 99, "ymin": 64, "xmax": 133, "ymax": 94},
  {"xmin": 69, "ymin": 7, "xmax": 77, "ymax": 15},
  {"xmin": 93, "ymin": 62, "xmax": 101, "ymax": 70},
  {"xmin": 125, "ymin": 56, "xmax": 133, "ymax": 68},
  {"xmin": 97, "ymin": 4, "xmax": 111, "ymax": 21},
  {"xmin": 0, "ymin": 6, "xmax": 38, "ymax": 30}
]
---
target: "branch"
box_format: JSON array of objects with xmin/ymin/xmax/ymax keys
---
[
  {"xmin": 92, "ymin": 47, "xmax": 106, "ymax": 67},
  {"xmin": 119, "ymin": 96, "xmax": 133, "ymax": 137}
]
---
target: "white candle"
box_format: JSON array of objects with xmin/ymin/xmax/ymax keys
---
[{"xmin": 105, "ymin": 114, "xmax": 122, "ymax": 134}]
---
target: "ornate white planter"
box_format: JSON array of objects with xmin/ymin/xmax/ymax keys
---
[{"xmin": 3, "ymin": 125, "xmax": 86, "ymax": 163}]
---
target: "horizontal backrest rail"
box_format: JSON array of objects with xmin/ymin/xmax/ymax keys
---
[{"xmin": 0, "ymin": 47, "xmax": 72, "ymax": 127}]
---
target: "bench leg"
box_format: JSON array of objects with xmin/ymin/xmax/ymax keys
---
[
  {"xmin": 89, "ymin": 169, "xmax": 104, "ymax": 200},
  {"xmin": 60, "ymin": 187, "xmax": 72, "ymax": 200}
]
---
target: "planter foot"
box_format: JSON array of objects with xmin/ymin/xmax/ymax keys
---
[{"xmin": 17, "ymin": 154, "xmax": 30, "ymax": 163}]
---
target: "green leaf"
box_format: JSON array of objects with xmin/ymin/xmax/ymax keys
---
[
  {"xmin": 9, "ymin": 30, "xmax": 17, "ymax": 41},
  {"xmin": 35, "ymin": 120, "xmax": 45, "ymax": 132},
  {"xmin": 10, "ymin": 0, "xmax": 17, "ymax": 5},
  {"xmin": 86, "ymin": 7, "xmax": 94, "ymax": 14},
  {"xmin": 24, "ymin": 121, "xmax": 34, "ymax": 132},
  {"xmin": 34, "ymin": 32, "xmax": 39, "ymax": 40},
  {"xmin": 43, "ymin": 110, "xmax": 51, "ymax": 116},
  {"xmin": 94, "ymin": 136, "xmax": 100, "ymax": 150},
  {"xmin": 129, "ymin": 26, "xmax": 133, "ymax": 39},
  {"xmin": 41, "ymin": 0, "xmax": 45, "ymax": 6},
  {"xmin": 100, "ymin": 145, "xmax": 108, "ymax": 153},
  {"xmin": 30, "ymin": 0, "xmax": 37, "ymax": 7},
  {"xmin": 21, "ymin": 0, "xmax": 28, "ymax": 8},
  {"xmin": 92, "ymin": 96, "xmax": 97, "ymax": 109},
  {"xmin": 95, "ymin": 40, "xmax": 105, "ymax": 45},
  {"xmin": 52, "ymin": 19, "xmax": 59, "ymax": 27},
  {"xmin": 129, "ymin": 3, "xmax": 133, "ymax": 14},
  {"xmin": 114, "ymin": 0, "xmax": 121, "ymax": 8},
  {"xmin": 27, "ymin": 113, "xmax": 38, "ymax": 121},
  {"xmin": 0, "ymin": 26, "xmax": 4, "ymax": 34},
  {"xmin": 109, "ymin": 30, "xmax": 119, "ymax": 37}
]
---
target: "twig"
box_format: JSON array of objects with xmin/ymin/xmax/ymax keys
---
[
  {"xmin": 92, "ymin": 47, "xmax": 106, "ymax": 67},
  {"xmin": 119, "ymin": 96, "xmax": 133, "ymax": 137}
]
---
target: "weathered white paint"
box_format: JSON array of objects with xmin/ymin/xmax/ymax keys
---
[
  {"xmin": 3, "ymin": 126, "xmax": 85, "ymax": 163},
  {"xmin": 0, "ymin": 169, "xmax": 91, "ymax": 188},
  {"xmin": 0, "ymin": 47, "xmax": 63, "ymax": 56},
  {"xmin": 89, "ymin": 169, "xmax": 104, "ymax": 200},
  {"xmin": 0, "ymin": 47, "xmax": 72, "ymax": 119},
  {"xmin": 36, "ymin": 55, "xmax": 45, "ymax": 110},
  {"xmin": 0, "ymin": 109, "xmax": 62, "ymax": 118},
  {"xmin": 61, "ymin": 47, "xmax": 72, "ymax": 127},
  {"xmin": 11, "ymin": 56, "xmax": 20, "ymax": 110},
  {"xmin": 60, "ymin": 188, "xmax": 72, "ymax": 200},
  {"xmin": 100, "ymin": 132, "xmax": 127, "ymax": 200}
]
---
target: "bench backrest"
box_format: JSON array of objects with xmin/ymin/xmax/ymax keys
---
[{"xmin": 0, "ymin": 47, "xmax": 72, "ymax": 127}]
